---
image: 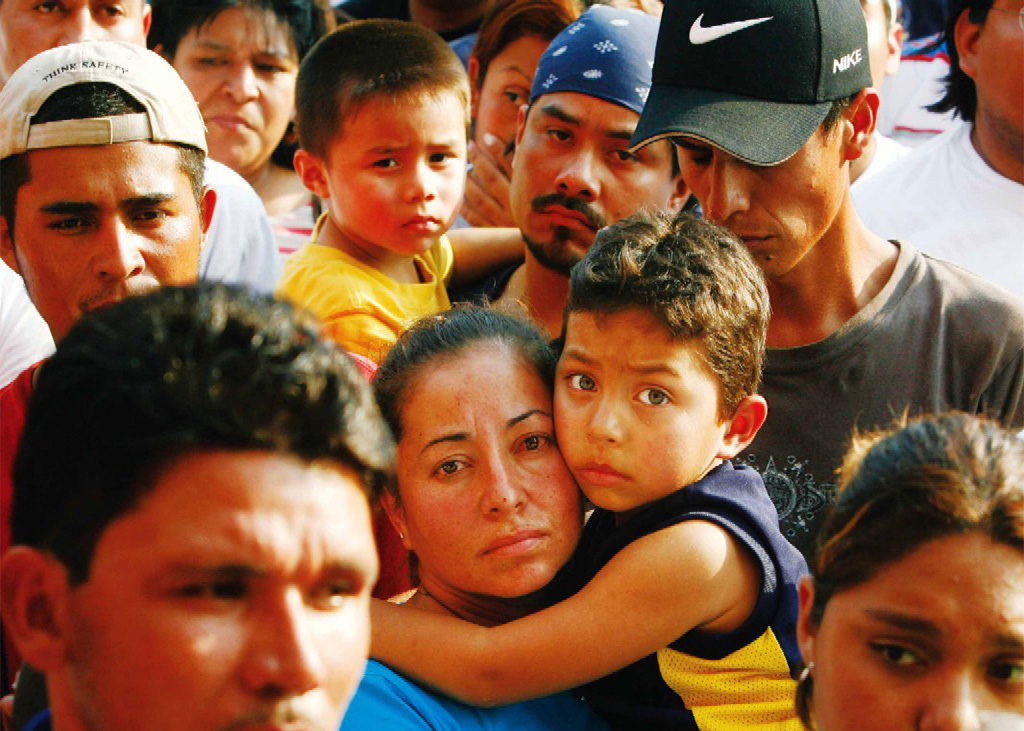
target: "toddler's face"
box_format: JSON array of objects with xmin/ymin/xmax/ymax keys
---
[
  {"xmin": 554, "ymin": 307, "xmax": 732, "ymax": 517},
  {"xmin": 321, "ymin": 91, "xmax": 467, "ymax": 259}
]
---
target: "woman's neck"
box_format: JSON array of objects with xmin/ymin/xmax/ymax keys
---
[{"xmin": 412, "ymin": 581, "xmax": 548, "ymax": 627}]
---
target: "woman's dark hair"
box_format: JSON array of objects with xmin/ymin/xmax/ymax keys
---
[
  {"xmin": 928, "ymin": 0, "xmax": 994, "ymax": 122},
  {"xmin": 469, "ymin": 0, "xmax": 578, "ymax": 92},
  {"xmin": 373, "ymin": 305, "xmax": 557, "ymax": 498},
  {"xmin": 796, "ymin": 411, "xmax": 1024, "ymax": 726},
  {"xmin": 149, "ymin": 0, "xmax": 328, "ymax": 169}
]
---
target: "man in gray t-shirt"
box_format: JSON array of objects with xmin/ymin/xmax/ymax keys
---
[{"xmin": 629, "ymin": 0, "xmax": 1024, "ymax": 559}]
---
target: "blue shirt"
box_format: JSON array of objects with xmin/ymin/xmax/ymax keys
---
[{"xmin": 342, "ymin": 660, "xmax": 609, "ymax": 730}]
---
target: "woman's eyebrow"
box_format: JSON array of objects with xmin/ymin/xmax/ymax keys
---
[
  {"xmin": 420, "ymin": 432, "xmax": 469, "ymax": 454},
  {"xmin": 507, "ymin": 409, "xmax": 551, "ymax": 429},
  {"xmin": 863, "ymin": 608, "xmax": 941, "ymax": 638}
]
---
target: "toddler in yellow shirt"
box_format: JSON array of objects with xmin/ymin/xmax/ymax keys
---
[{"xmin": 278, "ymin": 20, "xmax": 503, "ymax": 362}]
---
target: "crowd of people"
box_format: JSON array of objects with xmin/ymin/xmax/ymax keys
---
[{"xmin": 0, "ymin": 0, "xmax": 1020, "ymax": 729}]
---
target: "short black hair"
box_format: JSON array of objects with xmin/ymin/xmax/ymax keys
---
[
  {"xmin": 12, "ymin": 283, "xmax": 395, "ymax": 584},
  {"xmin": 149, "ymin": 0, "xmax": 326, "ymax": 63},
  {"xmin": 295, "ymin": 19, "xmax": 470, "ymax": 159},
  {"xmin": 0, "ymin": 83, "xmax": 205, "ymax": 233},
  {"xmin": 929, "ymin": 0, "xmax": 993, "ymax": 122}
]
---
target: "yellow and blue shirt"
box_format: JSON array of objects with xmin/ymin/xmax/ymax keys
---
[{"xmin": 563, "ymin": 461, "xmax": 808, "ymax": 730}]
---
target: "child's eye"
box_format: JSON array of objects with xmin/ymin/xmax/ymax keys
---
[
  {"xmin": 429, "ymin": 151, "xmax": 455, "ymax": 164},
  {"xmin": 611, "ymin": 149, "xmax": 639, "ymax": 163},
  {"xmin": 371, "ymin": 158, "xmax": 398, "ymax": 169},
  {"xmin": 638, "ymin": 388, "xmax": 670, "ymax": 405},
  {"xmin": 568, "ymin": 373, "xmax": 596, "ymax": 391},
  {"xmin": 870, "ymin": 642, "xmax": 923, "ymax": 668}
]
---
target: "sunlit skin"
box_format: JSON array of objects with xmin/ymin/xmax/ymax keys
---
[
  {"xmin": 0, "ymin": 141, "xmax": 213, "ymax": 342},
  {"xmin": 510, "ymin": 92, "xmax": 686, "ymax": 274},
  {"xmin": 26, "ymin": 451, "xmax": 379, "ymax": 731},
  {"xmin": 957, "ymin": 3, "xmax": 1024, "ymax": 184},
  {"xmin": 861, "ymin": 0, "xmax": 901, "ymax": 89},
  {"xmin": 798, "ymin": 532, "xmax": 1024, "ymax": 730},
  {"xmin": 674, "ymin": 129, "xmax": 851, "ymax": 284},
  {"xmin": 463, "ymin": 34, "xmax": 550, "ymax": 225},
  {"xmin": 294, "ymin": 91, "xmax": 467, "ymax": 281},
  {"xmin": 470, "ymin": 35, "xmax": 548, "ymax": 157},
  {"xmin": 386, "ymin": 342, "xmax": 583, "ymax": 615},
  {"xmin": 168, "ymin": 6, "xmax": 299, "ymax": 187},
  {"xmin": 0, "ymin": 0, "xmax": 150, "ymax": 83},
  {"xmin": 554, "ymin": 308, "xmax": 764, "ymax": 518}
]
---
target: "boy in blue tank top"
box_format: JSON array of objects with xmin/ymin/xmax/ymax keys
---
[{"xmin": 371, "ymin": 210, "xmax": 808, "ymax": 730}]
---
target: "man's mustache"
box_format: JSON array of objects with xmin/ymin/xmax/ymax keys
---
[{"xmin": 530, "ymin": 193, "xmax": 606, "ymax": 231}]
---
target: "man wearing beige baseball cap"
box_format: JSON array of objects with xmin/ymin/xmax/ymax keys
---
[
  {"xmin": 0, "ymin": 39, "xmax": 215, "ymax": 694},
  {"xmin": 0, "ymin": 1, "xmax": 280, "ymax": 394}
]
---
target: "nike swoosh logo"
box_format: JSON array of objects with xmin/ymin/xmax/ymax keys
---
[{"xmin": 688, "ymin": 13, "xmax": 773, "ymax": 45}]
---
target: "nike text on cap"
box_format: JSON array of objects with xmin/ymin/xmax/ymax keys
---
[
  {"xmin": 0, "ymin": 40, "xmax": 207, "ymax": 161},
  {"xmin": 630, "ymin": 0, "xmax": 872, "ymax": 165}
]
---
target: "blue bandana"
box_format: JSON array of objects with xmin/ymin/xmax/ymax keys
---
[{"xmin": 529, "ymin": 5, "xmax": 659, "ymax": 116}]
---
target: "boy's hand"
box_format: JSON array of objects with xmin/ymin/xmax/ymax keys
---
[{"xmin": 463, "ymin": 134, "xmax": 515, "ymax": 229}]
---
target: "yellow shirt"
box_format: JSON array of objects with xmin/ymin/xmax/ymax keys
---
[{"xmin": 276, "ymin": 214, "xmax": 453, "ymax": 363}]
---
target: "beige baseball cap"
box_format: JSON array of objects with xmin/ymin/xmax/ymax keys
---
[{"xmin": 0, "ymin": 40, "xmax": 207, "ymax": 161}]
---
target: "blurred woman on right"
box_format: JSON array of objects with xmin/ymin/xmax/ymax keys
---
[{"xmin": 796, "ymin": 412, "xmax": 1024, "ymax": 730}]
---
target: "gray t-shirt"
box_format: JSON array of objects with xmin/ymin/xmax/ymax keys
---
[{"xmin": 740, "ymin": 242, "xmax": 1024, "ymax": 560}]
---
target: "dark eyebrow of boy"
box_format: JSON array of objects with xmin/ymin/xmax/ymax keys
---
[{"xmin": 629, "ymin": 362, "xmax": 681, "ymax": 378}]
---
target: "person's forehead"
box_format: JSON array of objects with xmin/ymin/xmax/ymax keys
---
[
  {"xmin": 19, "ymin": 140, "xmax": 191, "ymax": 196},
  {"xmin": 530, "ymin": 91, "xmax": 640, "ymax": 135},
  {"xmin": 93, "ymin": 451, "xmax": 377, "ymax": 577},
  {"xmin": 183, "ymin": 5, "xmax": 298, "ymax": 58}
]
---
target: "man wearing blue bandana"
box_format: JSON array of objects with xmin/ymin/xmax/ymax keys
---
[{"xmin": 456, "ymin": 5, "xmax": 689, "ymax": 336}]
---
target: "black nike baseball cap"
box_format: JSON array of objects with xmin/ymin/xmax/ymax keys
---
[{"xmin": 630, "ymin": 0, "xmax": 872, "ymax": 165}]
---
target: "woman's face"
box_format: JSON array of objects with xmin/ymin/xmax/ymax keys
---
[
  {"xmin": 471, "ymin": 34, "xmax": 550, "ymax": 151},
  {"xmin": 798, "ymin": 531, "xmax": 1024, "ymax": 730},
  {"xmin": 170, "ymin": 6, "xmax": 299, "ymax": 181},
  {"xmin": 389, "ymin": 342, "xmax": 582, "ymax": 602}
]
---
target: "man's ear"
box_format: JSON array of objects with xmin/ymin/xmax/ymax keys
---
[
  {"xmin": 293, "ymin": 149, "xmax": 331, "ymax": 199},
  {"xmin": 199, "ymin": 186, "xmax": 217, "ymax": 243},
  {"xmin": 380, "ymin": 491, "xmax": 412, "ymax": 551},
  {"xmin": 954, "ymin": 8, "xmax": 983, "ymax": 82},
  {"xmin": 796, "ymin": 575, "xmax": 818, "ymax": 667},
  {"xmin": 716, "ymin": 393, "xmax": 768, "ymax": 460},
  {"xmin": 0, "ymin": 216, "xmax": 19, "ymax": 275},
  {"xmin": 666, "ymin": 146, "xmax": 691, "ymax": 215},
  {"xmin": 0, "ymin": 548, "xmax": 73, "ymax": 673},
  {"xmin": 842, "ymin": 88, "xmax": 880, "ymax": 163},
  {"xmin": 141, "ymin": 2, "xmax": 153, "ymax": 38}
]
